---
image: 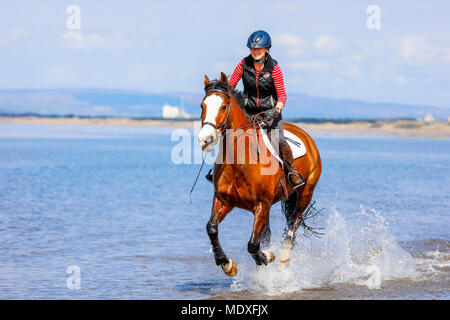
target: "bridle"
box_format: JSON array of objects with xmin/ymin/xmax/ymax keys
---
[
  {"xmin": 192, "ymin": 82, "xmax": 269, "ymax": 200},
  {"xmin": 190, "ymin": 86, "xmax": 232, "ymax": 202},
  {"xmin": 203, "ymin": 81, "xmax": 279, "ymax": 140},
  {"xmin": 201, "ymin": 85, "xmax": 271, "ymax": 135},
  {"xmin": 201, "ymin": 87, "xmax": 231, "ymax": 132}
]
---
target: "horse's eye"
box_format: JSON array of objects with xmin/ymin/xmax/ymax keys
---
[{"xmin": 221, "ymin": 105, "xmax": 227, "ymax": 111}]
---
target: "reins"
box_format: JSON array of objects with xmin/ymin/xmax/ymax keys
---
[{"xmin": 189, "ymin": 152, "xmax": 207, "ymax": 203}]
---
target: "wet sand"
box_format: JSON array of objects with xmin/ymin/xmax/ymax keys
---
[
  {"xmin": 208, "ymin": 280, "xmax": 450, "ymax": 300},
  {"xmin": 0, "ymin": 116, "xmax": 449, "ymax": 139},
  {"xmin": 297, "ymin": 120, "xmax": 450, "ymax": 139}
]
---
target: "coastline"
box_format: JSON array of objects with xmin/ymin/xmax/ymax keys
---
[
  {"xmin": 0, "ymin": 116, "xmax": 449, "ymax": 139},
  {"xmin": 297, "ymin": 119, "xmax": 450, "ymax": 139}
]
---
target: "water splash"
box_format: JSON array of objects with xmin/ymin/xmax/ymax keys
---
[
  {"xmin": 230, "ymin": 206, "xmax": 417, "ymax": 295},
  {"xmin": 409, "ymin": 239, "xmax": 450, "ymax": 281}
]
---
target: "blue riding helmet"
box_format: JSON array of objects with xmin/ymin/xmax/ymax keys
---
[{"xmin": 247, "ymin": 30, "xmax": 272, "ymax": 49}]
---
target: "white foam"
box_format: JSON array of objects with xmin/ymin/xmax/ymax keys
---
[
  {"xmin": 413, "ymin": 247, "xmax": 450, "ymax": 280},
  {"xmin": 230, "ymin": 206, "xmax": 417, "ymax": 295}
]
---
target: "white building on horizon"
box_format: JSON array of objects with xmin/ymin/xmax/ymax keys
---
[
  {"xmin": 162, "ymin": 104, "xmax": 191, "ymax": 119},
  {"xmin": 423, "ymin": 113, "xmax": 435, "ymax": 122}
]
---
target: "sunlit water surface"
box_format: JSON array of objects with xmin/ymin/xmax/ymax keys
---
[{"xmin": 0, "ymin": 123, "xmax": 448, "ymax": 299}]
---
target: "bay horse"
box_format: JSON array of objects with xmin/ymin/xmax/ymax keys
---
[{"xmin": 198, "ymin": 72, "xmax": 322, "ymax": 276}]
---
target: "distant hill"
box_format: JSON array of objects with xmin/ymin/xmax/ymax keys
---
[{"xmin": 0, "ymin": 89, "xmax": 448, "ymax": 120}]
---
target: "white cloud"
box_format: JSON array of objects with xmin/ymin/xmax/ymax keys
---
[
  {"xmin": 399, "ymin": 36, "xmax": 450, "ymax": 66},
  {"xmin": 0, "ymin": 27, "xmax": 28, "ymax": 42},
  {"xmin": 314, "ymin": 35, "xmax": 340, "ymax": 56},
  {"xmin": 11, "ymin": 27, "xmax": 28, "ymax": 39},
  {"xmin": 344, "ymin": 64, "xmax": 361, "ymax": 78},
  {"xmin": 276, "ymin": 33, "xmax": 302, "ymax": 47},
  {"xmin": 61, "ymin": 31, "xmax": 105, "ymax": 51},
  {"xmin": 274, "ymin": 33, "xmax": 304, "ymax": 56},
  {"xmin": 395, "ymin": 76, "xmax": 407, "ymax": 84},
  {"xmin": 347, "ymin": 53, "xmax": 365, "ymax": 63},
  {"xmin": 60, "ymin": 31, "xmax": 129, "ymax": 51}
]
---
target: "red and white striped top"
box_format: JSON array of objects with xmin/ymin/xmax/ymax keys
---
[{"xmin": 228, "ymin": 59, "xmax": 287, "ymax": 105}]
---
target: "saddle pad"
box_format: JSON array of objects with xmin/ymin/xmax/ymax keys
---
[
  {"xmin": 260, "ymin": 126, "xmax": 307, "ymax": 166},
  {"xmin": 284, "ymin": 129, "xmax": 307, "ymax": 159}
]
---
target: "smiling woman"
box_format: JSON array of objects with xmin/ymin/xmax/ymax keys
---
[{"xmin": 227, "ymin": 30, "xmax": 302, "ymax": 188}]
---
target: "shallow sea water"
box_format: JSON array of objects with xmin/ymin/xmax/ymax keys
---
[{"xmin": 0, "ymin": 123, "xmax": 448, "ymax": 299}]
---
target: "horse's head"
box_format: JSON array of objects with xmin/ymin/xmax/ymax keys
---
[{"xmin": 198, "ymin": 72, "xmax": 231, "ymax": 152}]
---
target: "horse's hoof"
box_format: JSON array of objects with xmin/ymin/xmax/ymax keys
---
[
  {"xmin": 278, "ymin": 258, "xmax": 291, "ymax": 269},
  {"xmin": 221, "ymin": 259, "xmax": 238, "ymax": 277},
  {"xmin": 262, "ymin": 250, "xmax": 275, "ymax": 264},
  {"xmin": 278, "ymin": 249, "xmax": 291, "ymax": 269}
]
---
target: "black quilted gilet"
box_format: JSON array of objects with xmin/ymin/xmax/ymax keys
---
[{"xmin": 241, "ymin": 54, "xmax": 278, "ymax": 114}]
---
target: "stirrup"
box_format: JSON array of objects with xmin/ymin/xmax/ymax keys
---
[
  {"xmin": 205, "ymin": 168, "xmax": 213, "ymax": 184},
  {"xmin": 287, "ymin": 170, "xmax": 305, "ymax": 189}
]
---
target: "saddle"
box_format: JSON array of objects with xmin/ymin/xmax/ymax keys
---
[{"xmin": 205, "ymin": 127, "xmax": 306, "ymax": 184}]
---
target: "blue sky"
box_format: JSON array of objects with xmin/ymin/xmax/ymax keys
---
[{"xmin": 1, "ymin": 0, "xmax": 449, "ymax": 109}]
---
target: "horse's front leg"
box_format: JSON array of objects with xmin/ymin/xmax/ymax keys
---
[
  {"xmin": 248, "ymin": 202, "xmax": 275, "ymax": 266},
  {"xmin": 206, "ymin": 196, "xmax": 237, "ymax": 276}
]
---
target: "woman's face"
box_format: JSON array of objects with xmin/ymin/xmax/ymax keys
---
[{"xmin": 250, "ymin": 47, "xmax": 268, "ymax": 61}]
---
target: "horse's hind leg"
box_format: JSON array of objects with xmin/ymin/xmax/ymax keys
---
[
  {"xmin": 279, "ymin": 182, "xmax": 317, "ymax": 269},
  {"xmin": 206, "ymin": 196, "xmax": 237, "ymax": 276},
  {"xmin": 260, "ymin": 218, "xmax": 271, "ymax": 249},
  {"xmin": 248, "ymin": 202, "xmax": 275, "ymax": 266}
]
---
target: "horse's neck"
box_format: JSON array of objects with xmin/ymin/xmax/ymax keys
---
[
  {"xmin": 229, "ymin": 98, "xmax": 251, "ymax": 129},
  {"xmin": 219, "ymin": 98, "xmax": 260, "ymax": 169}
]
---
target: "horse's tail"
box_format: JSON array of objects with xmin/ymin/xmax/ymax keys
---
[{"xmin": 282, "ymin": 192, "xmax": 325, "ymax": 240}]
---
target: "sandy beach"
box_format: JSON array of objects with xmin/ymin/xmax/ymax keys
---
[
  {"xmin": 0, "ymin": 116, "xmax": 449, "ymax": 139},
  {"xmin": 297, "ymin": 119, "xmax": 450, "ymax": 139}
]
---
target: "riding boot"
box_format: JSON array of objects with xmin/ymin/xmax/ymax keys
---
[
  {"xmin": 205, "ymin": 168, "xmax": 213, "ymax": 183},
  {"xmin": 279, "ymin": 142, "xmax": 305, "ymax": 189}
]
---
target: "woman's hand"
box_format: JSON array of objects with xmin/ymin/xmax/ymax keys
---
[
  {"xmin": 274, "ymin": 101, "xmax": 284, "ymax": 114},
  {"xmin": 263, "ymin": 108, "xmax": 279, "ymax": 122}
]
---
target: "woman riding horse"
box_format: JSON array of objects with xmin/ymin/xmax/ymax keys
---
[
  {"xmin": 198, "ymin": 31, "xmax": 322, "ymax": 276},
  {"xmin": 227, "ymin": 30, "xmax": 304, "ymax": 188}
]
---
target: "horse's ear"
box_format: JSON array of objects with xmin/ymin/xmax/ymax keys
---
[
  {"xmin": 204, "ymin": 75, "xmax": 210, "ymax": 87},
  {"xmin": 220, "ymin": 72, "xmax": 228, "ymax": 83}
]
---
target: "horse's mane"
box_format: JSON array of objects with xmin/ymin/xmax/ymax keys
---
[{"xmin": 206, "ymin": 80, "xmax": 248, "ymax": 116}]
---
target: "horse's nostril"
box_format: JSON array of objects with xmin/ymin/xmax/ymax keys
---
[
  {"xmin": 201, "ymin": 136, "xmax": 212, "ymax": 145},
  {"xmin": 199, "ymin": 138, "xmax": 210, "ymax": 147}
]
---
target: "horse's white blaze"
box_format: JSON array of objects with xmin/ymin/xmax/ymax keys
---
[{"xmin": 198, "ymin": 94, "xmax": 223, "ymax": 152}]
